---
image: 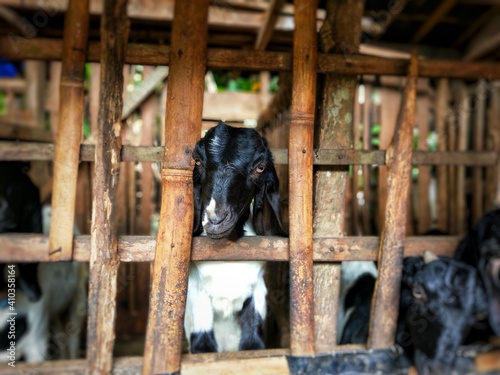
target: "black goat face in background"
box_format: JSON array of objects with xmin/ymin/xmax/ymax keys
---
[
  {"xmin": 192, "ymin": 122, "xmax": 285, "ymax": 239},
  {"xmin": 400, "ymin": 254, "xmax": 488, "ymax": 375},
  {"xmin": 455, "ymin": 209, "xmax": 500, "ymax": 336}
]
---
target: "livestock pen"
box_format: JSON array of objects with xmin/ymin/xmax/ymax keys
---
[{"xmin": 0, "ymin": 0, "xmax": 499, "ymax": 374}]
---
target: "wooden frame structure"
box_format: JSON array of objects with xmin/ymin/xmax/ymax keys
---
[{"xmin": 0, "ymin": 0, "xmax": 499, "ymax": 374}]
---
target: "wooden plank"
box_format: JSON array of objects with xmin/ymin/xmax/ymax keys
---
[
  {"xmin": 368, "ymin": 52, "xmax": 419, "ymax": 349},
  {"xmin": 48, "ymin": 0, "xmax": 90, "ymax": 261},
  {"xmin": 0, "ymin": 142, "xmax": 497, "ymax": 166},
  {"xmin": 121, "ymin": 66, "xmax": 168, "ymax": 120},
  {"xmin": 313, "ymin": 0, "xmax": 365, "ymax": 353},
  {"xmin": 436, "ymin": 79, "xmax": 449, "ymax": 232},
  {"xmin": 362, "ymin": 84, "xmax": 372, "ymax": 235},
  {"xmin": 0, "ymin": 234, "xmax": 461, "ymax": 263},
  {"xmin": 473, "ymin": 81, "xmax": 486, "ymax": 223},
  {"xmin": 288, "ymin": 0, "xmax": 318, "ymax": 356},
  {"xmin": 47, "ymin": 62, "xmax": 62, "ymax": 139},
  {"xmin": 3, "ymin": 37, "xmax": 500, "ymax": 78},
  {"xmin": 24, "ymin": 60, "xmax": 46, "ymax": 127},
  {"xmin": 455, "ymin": 82, "xmax": 469, "ymax": 235},
  {"xmin": 417, "ymin": 85, "xmax": 431, "ymax": 234},
  {"xmin": 86, "ymin": 0, "xmax": 128, "ymax": 373},
  {"xmin": 254, "ymin": 0, "xmax": 284, "ymax": 51},
  {"xmin": 142, "ymin": 0, "xmax": 208, "ymax": 373},
  {"xmin": 411, "ymin": 0, "xmax": 457, "ymax": 43}
]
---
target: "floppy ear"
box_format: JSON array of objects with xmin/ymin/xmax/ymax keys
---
[
  {"xmin": 192, "ymin": 168, "xmax": 203, "ymax": 236},
  {"xmin": 253, "ymin": 163, "xmax": 286, "ymax": 236},
  {"xmin": 18, "ymin": 263, "xmax": 42, "ymax": 302}
]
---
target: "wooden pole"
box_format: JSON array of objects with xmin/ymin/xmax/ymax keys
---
[
  {"xmin": 362, "ymin": 84, "xmax": 372, "ymax": 235},
  {"xmin": 436, "ymin": 79, "xmax": 449, "ymax": 232},
  {"xmin": 473, "ymin": 81, "xmax": 486, "ymax": 222},
  {"xmin": 368, "ymin": 51, "xmax": 419, "ymax": 349},
  {"xmin": 86, "ymin": 0, "xmax": 129, "ymax": 373},
  {"xmin": 417, "ymin": 87, "xmax": 431, "ymax": 234},
  {"xmin": 289, "ymin": 0, "xmax": 318, "ymax": 356},
  {"xmin": 48, "ymin": 0, "xmax": 90, "ymax": 260},
  {"xmin": 456, "ymin": 82, "xmax": 469, "ymax": 235},
  {"xmin": 313, "ymin": 0, "xmax": 365, "ymax": 353},
  {"xmin": 487, "ymin": 86, "xmax": 500, "ymax": 208},
  {"xmin": 142, "ymin": 0, "xmax": 209, "ymax": 373}
]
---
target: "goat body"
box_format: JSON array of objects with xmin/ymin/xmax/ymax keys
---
[
  {"xmin": 0, "ymin": 162, "xmax": 86, "ymax": 362},
  {"xmin": 187, "ymin": 122, "xmax": 285, "ymax": 353}
]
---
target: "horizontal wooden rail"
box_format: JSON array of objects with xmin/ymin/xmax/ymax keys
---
[
  {"xmin": 1, "ymin": 37, "xmax": 500, "ymax": 79},
  {"xmin": 0, "ymin": 142, "xmax": 497, "ymax": 166},
  {"xmin": 0, "ymin": 234, "xmax": 460, "ymax": 262}
]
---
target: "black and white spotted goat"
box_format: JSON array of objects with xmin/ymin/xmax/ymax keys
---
[
  {"xmin": 185, "ymin": 121, "xmax": 285, "ymax": 353},
  {"xmin": 0, "ymin": 162, "xmax": 86, "ymax": 362}
]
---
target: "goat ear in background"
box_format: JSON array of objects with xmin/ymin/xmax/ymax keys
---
[
  {"xmin": 18, "ymin": 263, "xmax": 42, "ymax": 302},
  {"xmin": 192, "ymin": 168, "xmax": 203, "ymax": 236},
  {"xmin": 253, "ymin": 163, "xmax": 286, "ymax": 236}
]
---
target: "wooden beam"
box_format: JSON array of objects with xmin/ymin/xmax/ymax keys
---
[
  {"xmin": 48, "ymin": 0, "xmax": 90, "ymax": 261},
  {"xmin": 313, "ymin": 0, "xmax": 365, "ymax": 353},
  {"xmin": 411, "ymin": 0, "xmax": 457, "ymax": 43},
  {"xmin": 255, "ymin": 0, "xmax": 284, "ymax": 51},
  {"xmin": 368, "ymin": 52, "xmax": 419, "ymax": 349},
  {"xmin": 464, "ymin": 13, "xmax": 500, "ymax": 61},
  {"xmin": 121, "ymin": 66, "xmax": 169, "ymax": 120},
  {"xmin": 452, "ymin": 6, "xmax": 500, "ymax": 48},
  {"xmin": 142, "ymin": 0, "xmax": 209, "ymax": 373},
  {"xmin": 0, "ymin": 234, "xmax": 461, "ymax": 263},
  {"xmin": 86, "ymin": 0, "xmax": 128, "ymax": 373},
  {"xmin": 0, "ymin": 142, "xmax": 497, "ymax": 166},
  {"xmin": 288, "ymin": 0, "xmax": 318, "ymax": 356},
  {"xmin": 3, "ymin": 37, "xmax": 500, "ymax": 78},
  {"xmin": 417, "ymin": 84, "xmax": 431, "ymax": 234},
  {"xmin": 436, "ymin": 79, "xmax": 449, "ymax": 232},
  {"xmin": 473, "ymin": 81, "xmax": 486, "ymax": 222},
  {"xmin": 455, "ymin": 82, "xmax": 469, "ymax": 235}
]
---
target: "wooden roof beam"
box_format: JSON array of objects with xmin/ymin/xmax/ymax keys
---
[
  {"xmin": 254, "ymin": 0, "xmax": 285, "ymax": 51},
  {"xmin": 452, "ymin": 6, "xmax": 500, "ymax": 48},
  {"xmin": 411, "ymin": 0, "xmax": 457, "ymax": 43}
]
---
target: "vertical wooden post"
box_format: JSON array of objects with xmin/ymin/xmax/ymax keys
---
[
  {"xmin": 417, "ymin": 88, "xmax": 431, "ymax": 234},
  {"xmin": 48, "ymin": 0, "xmax": 90, "ymax": 260},
  {"xmin": 436, "ymin": 79, "xmax": 449, "ymax": 232},
  {"xmin": 86, "ymin": 0, "xmax": 128, "ymax": 373},
  {"xmin": 313, "ymin": 0, "xmax": 365, "ymax": 352},
  {"xmin": 362, "ymin": 84, "xmax": 372, "ymax": 235},
  {"xmin": 487, "ymin": 86, "xmax": 500, "ymax": 208},
  {"xmin": 289, "ymin": 0, "xmax": 318, "ymax": 356},
  {"xmin": 456, "ymin": 82, "xmax": 469, "ymax": 235},
  {"xmin": 368, "ymin": 52, "xmax": 419, "ymax": 349},
  {"xmin": 142, "ymin": 1, "xmax": 209, "ymax": 373},
  {"xmin": 473, "ymin": 81, "xmax": 486, "ymax": 222}
]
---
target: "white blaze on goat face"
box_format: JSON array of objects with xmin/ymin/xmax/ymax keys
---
[{"xmin": 205, "ymin": 198, "xmax": 217, "ymax": 222}]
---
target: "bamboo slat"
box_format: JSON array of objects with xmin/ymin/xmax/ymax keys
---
[
  {"xmin": 86, "ymin": 0, "xmax": 129, "ymax": 373},
  {"xmin": 368, "ymin": 52, "xmax": 419, "ymax": 349},
  {"xmin": 142, "ymin": 1, "xmax": 209, "ymax": 373},
  {"xmin": 0, "ymin": 142, "xmax": 497, "ymax": 166},
  {"xmin": 3, "ymin": 37, "xmax": 500, "ymax": 78},
  {"xmin": 48, "ymin": 0, "xmax": 90, "ymax": 261},
  {"xmin": 456, "ymin": 83, "xmax": 469, "ymax": 235},
  {"xmin": 436, "ymin": 79, "xmax": 449, "ymax": 232},
  {"xmin": 288, "ymin": 0, "xmax": 318, "ymax": 356},
  {"xmin": 313, "ymin": 0, "xmax": 365, "ymax": 353},
  {"xmin": 473, "ymin": 81, "xmax": 486, "ymax": 222},
  {"xmin": 0, "ymin": 234, "xmax": 461, "ymax": 263}
]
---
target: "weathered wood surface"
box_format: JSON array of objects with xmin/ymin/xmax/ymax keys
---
[
  {"xmin": 369, "ymin": 52, "xmax": 419, "ymax": 349},
  {"xmin": 255, "ymin": 0, "xmax": 285, "ymax": 50},
  {"xmin": 48, "ymin": 0, "xmax": 90, "ymax": 261},
  {"xmin": 436, "ymin": 79, "xmax": 449, "ymax": 232},
  {"xmin": 142, "ymin": 0, "xmax": 209, "ymax": 373},
  {"xmin": 0, "ymin": 234, "xmax": 461, "ymax": 263},
  {"xmin": 313, "ymin": 0, "xmax": 365, "ymax": 353},
  {"xmin": 455, "ymin": 82, "xmax": 469, "ymax": 235},
  {"xmin": 0, "ymin": 142, "xmax": 497, "ymax": 166},
  {"xmin": 2, "ymin": 37, "xmax": 500, "ymax": 78},
  {"xmin": 473, "ymin": 81, "xmax": 486, "ymax": 222},
  {"xmin": 86, "ymin": 0, "xmax": 128, "ymax": 373},
  {"xmin": 416, "ymin": 87, "xmax": 431, "ymax": 234},
  {"xmin": 288, "ymin": 0, "xmax": 318, "ymax": 356}
]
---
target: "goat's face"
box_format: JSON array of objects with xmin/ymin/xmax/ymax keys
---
[
  {"xmin": 401, "ymin": 255, "xmax": 488, "ymax": 374},
  {"xmin": 192, "ymin": 122, "xmax": 284, "ymax": 239}
]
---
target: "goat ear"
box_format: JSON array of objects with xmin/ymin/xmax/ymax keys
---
[
  {"xmin": 192, "ymin": 169, "xmax": 203, "ymax": 236},
  {"xmin": 18, "ymin": 263, "xmax": 42, "ymax": 302},
  {"xmin": 253, "ymin": 164, "xmax": 286, "ymax": 236}
]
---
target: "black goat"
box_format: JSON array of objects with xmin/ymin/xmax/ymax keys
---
[
  {"xmin": 454, "ymin": 209, "xmax": 500, "ymax": 338},
  {"xmin": 397, "ymin": 252, "xmax": 488, "ymax": 375},
  {"xmin": 0, "ymin": 162, "xmax": 86, "ymax": 362},
  {"xmin": 186, "ymin": 122, "xmax": 285, "ymax": 353}
]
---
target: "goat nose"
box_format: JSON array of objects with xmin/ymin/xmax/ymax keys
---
[{"xmin": 208, "ymin": 212, "xmax": 228, "ymax": 225}]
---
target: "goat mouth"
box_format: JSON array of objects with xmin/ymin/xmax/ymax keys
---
[{"xmin": 203, "ymin": 215, "xmax": 238, "ymax": 239}]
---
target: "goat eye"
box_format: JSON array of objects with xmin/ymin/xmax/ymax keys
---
[
  {"xmin": 412, "ymin": 285, "xmax": 426, "ymax": 300},
  {"xmin": 255, "ymin": 164, "xmax": 266, "ymax": 174}
]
